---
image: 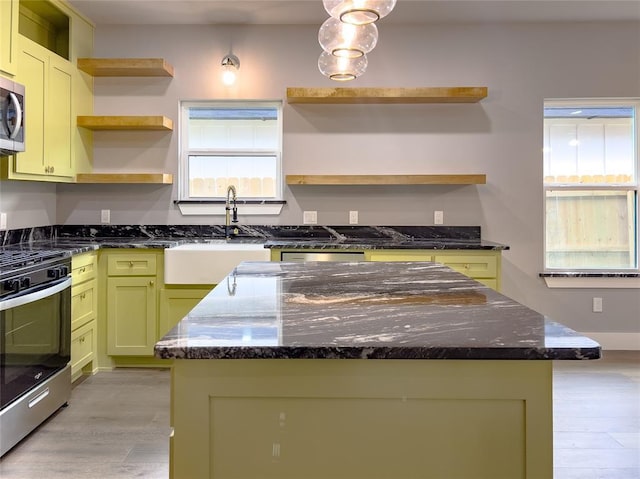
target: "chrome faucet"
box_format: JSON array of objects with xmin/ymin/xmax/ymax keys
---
[{"xmin": 225, "ymin": 185, "xmax": 239, "ymax": 239}]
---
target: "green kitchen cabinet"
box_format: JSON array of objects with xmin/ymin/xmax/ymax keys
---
[
  {"xmin": 105, "ymin": 252, "xmax": 159, "ymax": 356},
  {"xmin": 272, "ymin": 248, "xmax": 502, "ymax": 291},
  {"xmin": 0, "ymin": 0, "xmax": 19, "ymax": 76},
  {"xmin": 9, "ymin": 35, "xmax": 73, "ymax": 180},
  {"xmin": 367, "ymin": 250, "xmax": 502, "ymax": 291},
  {"xmin": 70, "ymin": 252, "xmax": 98, "ymax": 381},
  {"xmin": 159, "ymin": 287, "xmax": 211, "ymax": 339}
]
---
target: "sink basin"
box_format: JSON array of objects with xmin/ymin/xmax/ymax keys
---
[{"xmin": 164, "ymin": 242, "xmax": 271, "ymax": 284}]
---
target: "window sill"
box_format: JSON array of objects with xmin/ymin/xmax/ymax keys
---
[
  {"xmin": 540, "ymin": 272, "xmax": 640, "ymax": 288},
  {"xmin": 175, "ymin": 200, "xmax": 285, "ymax": 216}
]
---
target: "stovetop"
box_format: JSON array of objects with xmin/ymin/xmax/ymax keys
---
[
  {"xmin": 0, "ymin": 250, "xmax": 71, "ymax": 299},
  {"xmin": 0, "ymin": 250, "xmax": 69, "ymax": 274}
]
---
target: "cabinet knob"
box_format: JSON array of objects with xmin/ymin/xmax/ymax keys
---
[
  {"xmin": 80, "ymin": 292, "xmax": 86, "ymax": 299},
  {"xmin": 464, "ymin": 264, "xmax": 470, "ymax": 269},
  {"xmin": 79, "ymin": 336, "xmax": 85, "ymax": 343},
  {"xmin": 50, "ymin": 166, "xmax": 54, "ymax": 173},
  {"xmin": 80, "ymin": 267, "xmax": 86, "ymax": 273},
  {"xmin": 149, "ymin": 280, "xmax": 155, "ymax": 286},
  {"xmin": 129, "ymin": 261, "xmax": 134, "ymax": 267}
]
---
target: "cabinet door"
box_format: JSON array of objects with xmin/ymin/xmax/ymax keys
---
[
  {"xmin": 15, "ymin": 41, "xmax": 46, "ymax": 175},
  {"xmin": 70, "ymin": 319, "xmax": 96, "ymax": 380},
  {"xmin": 158, "ymin": 288, "xmax": 210, "ymax": 339},
  {"xmin": 13, "ymin": 36, "xmax": 73, "ymax": 179},
  {"xmin": 71, "ymin": 278, "xmax": 97, "ymax": 331},
  {"xmin": 107, "ymin": 276, "xmax": 157, "ymax": 356},
  {"xmin": 46, "ymin": 55, "xmax": 72, "ymax": 177},
  {"xmin": 0, "ymin": 0, "xmax": 19, "ymax": 76}
]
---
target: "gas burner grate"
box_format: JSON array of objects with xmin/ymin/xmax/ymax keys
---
[{"xmin": 0, "ymin": 250, "xmax": 68, "ymax": 272}]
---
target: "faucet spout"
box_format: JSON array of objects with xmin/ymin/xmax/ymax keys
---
[{"xmin": 225, "ymin": 185, "xmax": 239, "ymax": 239}]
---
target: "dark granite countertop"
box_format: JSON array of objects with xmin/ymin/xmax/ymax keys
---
[
  {"xmin": 0, "ymin": 225, "xmax": 509, "ymax": 259},
  {"xmin": 154, "ymin": 261, "xmax": 600, "ymax": 361}
]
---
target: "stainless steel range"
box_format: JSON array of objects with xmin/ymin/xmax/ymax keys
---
[{"xmin": 0, "ymin": 249, "xmax": 72, "ymax": 457}]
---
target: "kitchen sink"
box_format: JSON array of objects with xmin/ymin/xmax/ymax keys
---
[{"xmin": 164, "ymin": 241, "xmax": 271, "ymax": 284}]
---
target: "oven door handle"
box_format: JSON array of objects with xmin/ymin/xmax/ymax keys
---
[{"xmin": 0, "ymin": 277, "xmax": 71, "ymax": 311}]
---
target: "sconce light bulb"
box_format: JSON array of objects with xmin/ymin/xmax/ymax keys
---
[{"xmin": 222, "ymin": 68, "xmax": 237, "ymax": 86}]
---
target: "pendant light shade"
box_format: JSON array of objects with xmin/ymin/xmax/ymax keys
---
[
  {"xmin": 323, "ymin": 0, "xmax": 397, "ymax": 25},
  {"xmin": 318, "ymin": 51, "xmax": 368, "ymax": 81},
  {"xmin": 318, "ymin": 17, "xmax": 378, "ymax": 58}
]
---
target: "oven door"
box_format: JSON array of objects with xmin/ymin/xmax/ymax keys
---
[{"xmin": 0, "ymin": 277, "xmax": 71, "ymax": 410}]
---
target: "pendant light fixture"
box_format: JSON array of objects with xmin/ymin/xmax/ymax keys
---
[
  {"xmin": 323, "ymin": 0, "xmax": 397, "ymax": 25},
  {"xmin": 221, "ymin": 53, "xmax": 240, "ymax": 86},
  {"xmin": 318, "ymin": 16, "xmax": 378, "ymax": 58},
  {"xmin": 318, "ymin": 50, "xmax": 368, "ymax": 81}
]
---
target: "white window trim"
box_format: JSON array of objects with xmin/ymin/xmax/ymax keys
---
[
  {"xmin": 177, "ymin": 100, "xmax": 284, "ymax": 215},
  {"xmin": 542, "ymin": 98, "xmax": 640, "ymax": 287}
]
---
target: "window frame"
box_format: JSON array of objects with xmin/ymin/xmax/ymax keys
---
[
  {"xmin": 542, "ymin": 98, "xmax": 640, "ymax": 275},
  {"xmin": 177, "ymin": 99, "xmax": 284, "ymax": 214}
]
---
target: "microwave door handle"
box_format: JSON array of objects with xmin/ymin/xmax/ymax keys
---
[
  {"xmin": 0, "ymin": 277, "xmax": 71, "ymax": 311},
  {"xmin": 8, "ymin": 92, "xmax": 22, "ymax": 139}
]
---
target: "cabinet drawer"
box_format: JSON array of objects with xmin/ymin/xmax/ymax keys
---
[
  {"xmin": 71, "ymin": 278, "xmax": 97, "ymax": 330},
  {"xmin": 71, "ymin": 320, "xmax": 95, "ymax": 378},
  {"xmin": 107, "ymin": 253, "xmax": 157, "ymax": 276},
  {"xmin": 433, "ymin": 254, "xmax": 497, "ymax": 278},
  {"xmin": 72, "ymin": 252, "xmax": 97, "ymax": 284}
]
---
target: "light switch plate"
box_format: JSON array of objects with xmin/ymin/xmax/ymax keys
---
[
  {"xmin": 101, "ymin": 209, "xmax": 111, "ymax": 224},
  {"xmin": 0, "ymin": 213, "xmax": 6, "ymax": 230},
  {"xmin": 303, "ymin": 211, "xmax": 317, "ymax": 224},
  {"xmin": 592, "ymin": 297, "xmax": 603, "ymax": 313},
  {"xmin": 434, "ymin": 210, "xmax": 444, "ymax": 225},
  {"xmin": 349, "ymin": 210, "xmax": 358, "ymax": 224}
]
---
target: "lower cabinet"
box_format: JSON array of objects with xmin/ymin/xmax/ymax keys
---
[
  {"xmin": 105, "ymin": 251, "xmax": 159, "ymax": 356},
  {"xmin": 70, "ymin": 252, "xmax": 98, "ymax": 381},
  {"xmin": 159, "ymin": 287, "xmax": 211, "ymax": 339},
  {"xmin": 70, "ymin": 320, "xmax": 96, "ymax": 378}
]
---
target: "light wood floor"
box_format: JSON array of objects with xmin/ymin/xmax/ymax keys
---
[{"xmin": 0, "ymin": 351, "xmax": 638, "ymax": 478}]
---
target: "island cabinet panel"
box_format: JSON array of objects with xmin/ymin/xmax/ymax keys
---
[
  {"xmin": 170, "ymin": 359, "xmax": 552, "ymax": 479},
  {"xmin": 70, "ymin": 252, "xmax": 98, "ymax": 381}
]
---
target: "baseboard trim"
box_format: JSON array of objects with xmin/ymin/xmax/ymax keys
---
[{"xmin": 580, "ymin": 332, "xmax": 640, "ymax": 350}]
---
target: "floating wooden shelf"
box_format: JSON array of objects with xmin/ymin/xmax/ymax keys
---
[
  {"xmin": 77, "ymin": 58, "xmax": 174, "ymax": 77},
  {"xmin": 77, "ymin": 116, "xmax": 173, "ymax": 131},
  {"xmin": 286, "ymin": 87, "xmax": 488, "ymax": 104},
  {"xmin": 286, "ymin": 175, "xmax": 487, "ymax": 185},
  {"xmin": 76, "ymin": 173, "xmax": 173, "ymax": 184}
]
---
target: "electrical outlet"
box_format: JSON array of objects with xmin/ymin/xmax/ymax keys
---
[
  {"xmin": 0, "ymin": 213, "xmax": 6, "ymax": 231},
  {"xmin": 303, "ymin": 210, "xmax": 317, "ymax": 225},
  {"xmin": 593, "ymin": 297, "xmax": 603, "ymax": 313},
  {"xmin": 434, "ymin": 210, "xmax": 444, "ymax": 225},
  {"xmin": 349, "ymin": 210, "xmax": 358, "ymax": 224},
  {"xmin": 101, "ymin": 209, "xmax": 111, "ymax": 224}
]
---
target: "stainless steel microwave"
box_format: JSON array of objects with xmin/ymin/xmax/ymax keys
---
[{"xmin": 0, "ymin": 76, "xmax": 25, "ymax": 156}]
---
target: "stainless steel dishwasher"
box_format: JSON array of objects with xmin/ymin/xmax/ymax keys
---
[{"xmin": 280, "ymin": 251, "xmax": 365, "ymax": 262}]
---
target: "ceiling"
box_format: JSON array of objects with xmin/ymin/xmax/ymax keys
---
[{"xmin": 67, "ymin": 0, "xmax": 640, "ymax": 26}]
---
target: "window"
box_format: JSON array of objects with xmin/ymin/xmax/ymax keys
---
[
  {"xmin": 543, "ymin": 99, "xmax": 639, "ymax": 271},
  {"xmin": 178, "ymin": 100, "xmax": 283, "ymax": 214}
]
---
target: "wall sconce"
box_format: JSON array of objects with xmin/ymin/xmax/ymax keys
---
[
  {"xmin": 323, "ymin": 0, "xmax": 397, "ymax": 25},
  {"xmin": 318, "ymin": 50, "xmax": 368, "ymax": 81},
  {"xmin": 318, "ymin": 16, "xmax": 378, "ymax": 58},
  {"xmin": 221, "ymin": 53, "xmax": 240, "ymax": 86}
]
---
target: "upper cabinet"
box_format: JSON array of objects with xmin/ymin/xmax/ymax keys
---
[
  {"xmin": 77, "ymin": 58, "xmax": 174, "ymax": 77},
  {"xmin": 286, "ymin": 87, "xmax": 488, "ymax": 104},
  {"xmin": 0, "ymin": 0, "xmax": 19, "ymax": 76},
  {"xmin": 1, "ymin": 0, "xmax": 94, "ymax": 183}
]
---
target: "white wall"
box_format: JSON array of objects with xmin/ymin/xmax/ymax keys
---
[{"xmin": 13, "ymin": 19, "xmax": 640, "ymax": 343}]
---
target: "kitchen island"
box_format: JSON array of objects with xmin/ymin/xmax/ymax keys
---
[{"xmin": 155, "ymin": 261, "xmax": 600, "ymax": 479}]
